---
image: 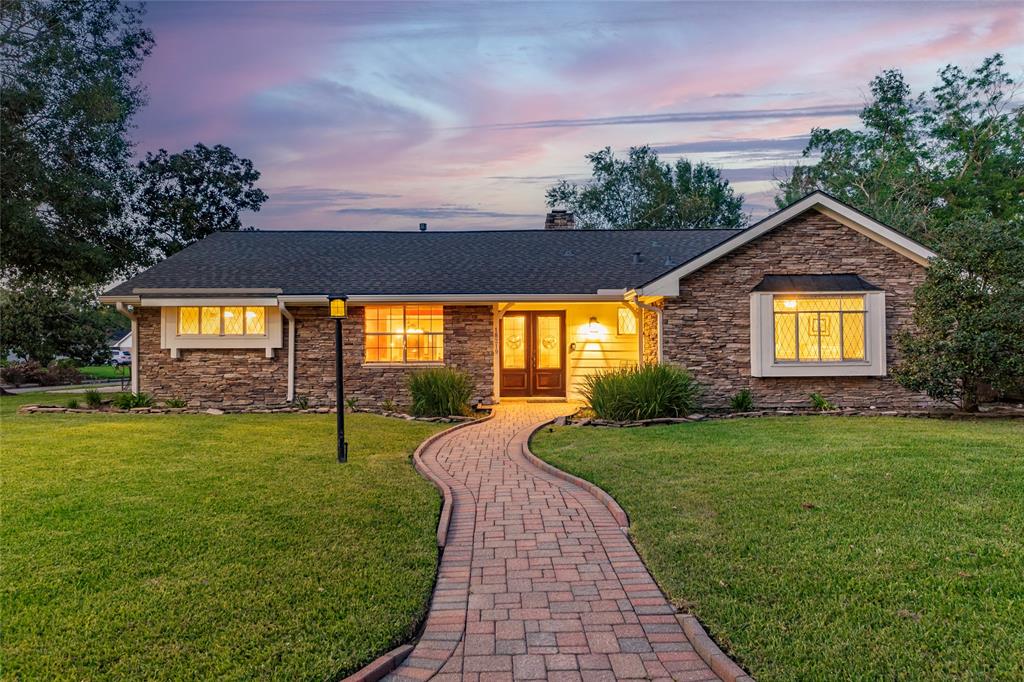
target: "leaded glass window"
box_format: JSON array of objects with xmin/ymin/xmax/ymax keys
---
[
  {"xmin": 176, "ymin": 306, "xmax": 268, "ymax": 337},
  {"xmin": 772, "ymin": 296, "xmax": 866, "ymax": 363}
]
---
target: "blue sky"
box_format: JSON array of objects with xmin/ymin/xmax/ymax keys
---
[{"xmin": 135, "ymin": 1, "xmax": 1023, "ymax": 230}]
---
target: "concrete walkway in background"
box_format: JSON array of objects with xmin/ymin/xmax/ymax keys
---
[{"xmin": 386, "ymin": 403, "xmax": 720, "ymax": 682}]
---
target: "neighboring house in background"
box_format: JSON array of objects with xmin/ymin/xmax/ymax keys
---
[
  {"xmin": 111, "ymin": 332, "xmax": 133, "ymax": 352},
  {"xmin": 100, "ymin": 192, "xmax": 936, "ymax": 410}
]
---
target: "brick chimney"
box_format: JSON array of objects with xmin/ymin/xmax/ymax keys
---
[{"xmin": 544, "ymin": 210, "xmax": 574, "ymax": 230}]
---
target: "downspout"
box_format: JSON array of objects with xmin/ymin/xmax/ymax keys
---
[
  {"xmin": 634, "ymin": 299, "xmax": 664, "ymax": 365},
  {"xmin": 115, "ymin": 302, "xmax": 140, "ymax": 394},
  {"xmin": 278, "ymin": 301, "xmax": 295, "ymax": 402}
]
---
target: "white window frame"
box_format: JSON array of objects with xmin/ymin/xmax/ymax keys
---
[
  {"xmin": 159, "ymin": 302, "xmax": 283, "ymax": 358},
  {"xmin": 750, "ymin": 291, "xmax": 886, "ymax": 377}
]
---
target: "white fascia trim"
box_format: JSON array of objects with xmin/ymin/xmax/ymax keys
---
[
  {"xmin": 639, "ymin": 192, "xmax": 937, "ymax": 297},
  {"xmin": 134, "ymin": 287, "xmax": 283, "ymax": 295},
  {"xmin": 142, "ymin": 297, "xmax": 280, "ymax": 307},
  {"xmin": 344, "ymin": 293, "xmax": 630, "ymax": 303},
  {"xmin": 99, "ymin": 295, "xmax": 141, "ymax": 305},
  {"xmin": 277, "ymin": 295, "xmax": 330, "ymax": 305}
]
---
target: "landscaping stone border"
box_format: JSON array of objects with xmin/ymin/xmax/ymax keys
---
[
  {"xmin": 16, "ymin": 403, "xmax": 482, "ymax": 423},
  {"xmin": 524, "ymin": 416, "xmax": 755, "ymax": 682},
  {"xmin": 341, "ymin": 413, "xmax": 494, "ymax": 682}
]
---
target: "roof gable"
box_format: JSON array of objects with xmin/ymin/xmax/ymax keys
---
[{"xmin": 636, "ymin": 192, "xmax": 937, "ymax": 297}]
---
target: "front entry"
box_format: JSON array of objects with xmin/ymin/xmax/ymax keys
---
[{"xmin": 499, "ymin": 311, "xmax": 566, "ymax": 397}]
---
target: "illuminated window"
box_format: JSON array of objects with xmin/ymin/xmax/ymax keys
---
[
  {"xmin": 617, "ymin": 307, "xmax": 637, "ymax": 335},
  {"xmin": 177, "ymin": 306, "xmax": 268, "ymax": 337},
  {"xmin": 364, "ymin": 305, "xmax": 444, "ymax": 363},
  {"xmin": 772, "ymin": 296, "xmax": 865, "ymax": 363}
]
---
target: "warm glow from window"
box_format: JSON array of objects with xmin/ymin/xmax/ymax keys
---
[
  {"xmin": 772, "ymin": 295, "xmax": 865, "ymax": 363},
  {"xmin": 502, "ymin": 315, "xmax": 525, "ymax": 369},
  {"xmin": 178, "ymin": 307, "xmax": 200, "ymax": 335},
  {"xmin": 364, "ymin": 305, "xmax": 443, "ymax": 363},
  {"xmin": 617, "ymin": 307, "xmax": 637, "ymax": 335},
  {"xmin": 537, "ymin": 314, "xmax": 562, "ymax": 369},
  {"xmin": 177, "ymin": 306, "xmax": 268, "ymax": 337}
]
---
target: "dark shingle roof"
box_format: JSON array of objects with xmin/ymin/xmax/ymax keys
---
[
  {"xmin": 751, "ymin": 274, "xmax": 882, "ymax": 292},
  {"xmin": 106, "ymin": 229, "xmax": 741, "ymax": 297}
]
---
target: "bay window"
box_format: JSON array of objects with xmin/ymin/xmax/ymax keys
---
[{"xmin": 749, "ymin": 276, "xmax": 887, "ymax": 378}]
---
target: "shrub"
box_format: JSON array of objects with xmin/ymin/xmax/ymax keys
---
[
  {"xmin": 380, "ymin": 398, "xmax": 397, "ymax": 413},
  {"xmin": 0, "ymin": 361, "xmax": 46, "ymax": 386},
  {"xmin": 344, "ymin": 397, "xmax": 358, "ymax": 412},
  {"xmin": 84, "ymin": 389, "xmax": 103, "ymax": 408},
  {"xmin": 409, "ymin": 367, "xmax": 474, "ymax": 417},
  {"xmin": 164, "ymin": 398, "xmax": 186, "ymax": 408},
  {"xmin": 41, "ymin": 363, "xmax": 85, "ymax": 386},
  {"xmin": 581, "ymin": 364, "xmax": 701, "ymax": 421},
  {"xmin": 292, "ymin": 396, "xmax": 309, "ymax": 410},
  {"xmin": 730, "ymin": 388, "xmax": 754, "ymax": 412},
  {"xmin": 66, "ymin": 398, "xmax": 79, "ymax": 409},
  {"xmin": 112, "ymin": 392, "xmax": 154, "ymax": 409},
  {"xmin": 809, "ymin": 393, "xmax": 836, "ymax": 411}
]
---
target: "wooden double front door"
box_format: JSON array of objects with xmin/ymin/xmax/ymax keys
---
[{"xmin": 499, "ymin": 311, "xmax": 566, "ymax": 397}]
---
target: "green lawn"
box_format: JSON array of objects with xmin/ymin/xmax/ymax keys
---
[
  {"xmin": 532, "ymin": 417, "xmax": 1024, "ymax": 681},
  {"xmin": 1, "ymin": 391, "xmax": 444, "ymax": 680},
  {"xmin": 79, "ymin": 365, "xmax": 127, "ymax": 380}
]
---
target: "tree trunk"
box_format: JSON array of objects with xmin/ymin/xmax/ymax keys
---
[{"xmin": 961, "ymin": 378, "xmax": 980, "ymax": 412}]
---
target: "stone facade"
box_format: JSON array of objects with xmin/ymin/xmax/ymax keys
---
[
  {"xmin": 660, "ymin": 209, "xmax": 930, "ymax": 410},
  {"xmin": 640, "ymin": 303, "xmax": 662, "ymax": 367},
  {"xmin": 138, "ymin": 305, "xmax": 494, "ymax": 409}
]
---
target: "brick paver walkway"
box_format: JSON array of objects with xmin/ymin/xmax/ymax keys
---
[{"xmin": 387, "ymin": 403, "xmax": 720, "ymax": 682}]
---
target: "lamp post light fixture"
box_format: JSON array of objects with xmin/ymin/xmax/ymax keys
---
[{"xmin": 328, "ymin": 295, "xmax": 349, "ymax": 463}]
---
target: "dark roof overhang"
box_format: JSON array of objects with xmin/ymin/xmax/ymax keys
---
[{"xmin": 751, "ymin": 274, "xmax": 882, "ymax": 292}]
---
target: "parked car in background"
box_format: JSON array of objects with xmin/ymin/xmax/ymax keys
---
[{"xmin": 110, "ymin": 350, "xmax": 131, "ymax": 367}]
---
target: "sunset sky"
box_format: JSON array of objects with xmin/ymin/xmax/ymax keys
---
[{"xmin": 136, "ymin": 1, "xmax": 1024, "ymax": 230}]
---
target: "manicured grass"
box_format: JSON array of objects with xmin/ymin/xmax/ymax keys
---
[
  {"xmin": 532, "ymin": 417, "xmax": 1024, "ymax": 680},
  {"xmin": 79, "ymin": 365, "xmax": 126, "ymax": 380},
  {"xmin": 1, "ymin": 392, "xmax": 445, "ymax": 679}
]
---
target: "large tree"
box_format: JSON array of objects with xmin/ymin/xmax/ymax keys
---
[
  {"xmin": 777, "ymin": 54, "xmax": 1023, "ymax": 243},
  {"xmin": 893, "ymin": 216, "xmax": 1024, "ymax": 411},
  {"xmin": 546, "ymin": 146, "xmax": 747, "ymax": 230},
  {"xmin": 137, "ymin": 143, "xmax": 269, "ymax": 259},
  {"xmin": 1, "ymin": 0, "xmax": 154, "ymax": 287}
]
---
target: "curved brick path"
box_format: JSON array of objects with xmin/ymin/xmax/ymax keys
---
[{"xmin": 387, "ymin": 403, "xmax": 720, "ymax": 682}]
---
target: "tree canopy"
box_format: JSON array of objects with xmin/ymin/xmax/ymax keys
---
[
  {"xmin": 777, "ymin": 54, "xmax": 1023, "ymax": 243},
  {"xmin": 546, "ymin": 146, "xmax": 747, "ymax": 230},
  {"xmin": 137, "ymin": 143, "xmax": 269, "ymax": 259},
  {"xmin": 1, "ymin": 0, "xmax": 154, "ymax": 287}
]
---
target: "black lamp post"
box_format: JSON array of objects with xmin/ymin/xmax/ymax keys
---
[{"xmin": 328, "ymin": 295, "xmax": 349, "ymax": 463}]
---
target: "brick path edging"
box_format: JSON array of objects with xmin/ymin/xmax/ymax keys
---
[
  {"xmin": 524, "ymin": 418, "xmax": 755, "ymax": 682},
  {"xmin": 342, "ymin": 415, "xmax": 495, "ymax": 682},
  {"xmin": 412, "ymin": 414, "xmax": 495, "ymax": 547},
  {"xmin": 521, "ymin": 427, "xmax": 629, "ymax": 528}
]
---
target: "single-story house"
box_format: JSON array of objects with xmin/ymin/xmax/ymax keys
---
[
  {"xmin": 110, "ymin": 331, "xmax": 133, "ymax": 352},
  {"xmin": 100, "ymin": 192, "xmax": 937, "ymax": 410}
]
